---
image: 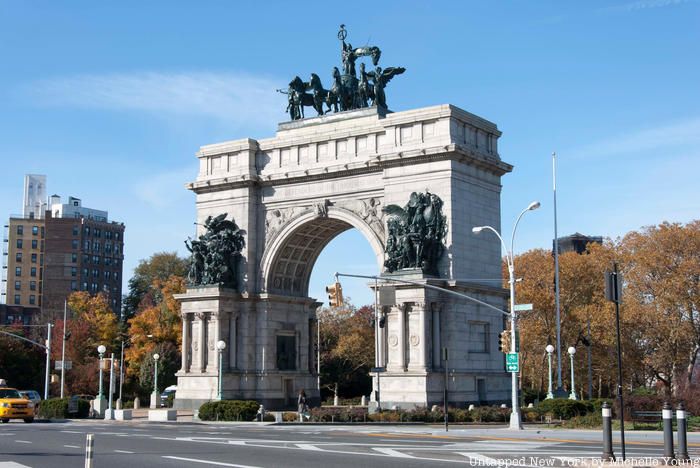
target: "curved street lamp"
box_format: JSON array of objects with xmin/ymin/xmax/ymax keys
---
[
  {"xmin": 472, "ymin": 200, "xmax": 540, "ymax": 430},
  {"xmin": 216, "ymin": 340, "xmax": 226, "ymax": 400},
  {"xmin": 568, "ymin": 346, "xmax": 577, "ymax": 400},
  {"xmin": 546, "ymin": 344, "xmax": 555, "ymax": 399}
]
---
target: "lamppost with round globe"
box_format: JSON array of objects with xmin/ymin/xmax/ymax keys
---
[
  {"xmin": 216, "ymin": 340, "xmax": 226, "ymax": 400},
  {"xmin": 545, "ymin": 344, "xmax": 555, "ymax": 399},
  {"xmin": 472, "ymin": 200, "xmax": 540, "ymax": 430},
  {"xmin": 568, "ymin": 346, "xmax": 577, "ymax": 400},
  {"xmin": 152, "ymin": 353, "xmax": 160, "ymax": 408},
  {"xmin": 97, "ymin": 345, "xmax": 106, "ymax": 399}
]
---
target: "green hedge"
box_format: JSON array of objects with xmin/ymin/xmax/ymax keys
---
[
  {"xmin": 38, "ymin": 398, "xmax": 90, "ymax": 419},
  {"xmin": 535, "ymin": 399, "xmax": 591, "ymax": 419},
  {"xmin": 198, "ymin": 400, "xmax": 259, "ymax": 421}
]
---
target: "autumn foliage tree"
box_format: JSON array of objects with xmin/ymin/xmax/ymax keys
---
[{"xmin": 318, "ymin": 302, "xmax": 375, "ymax": 399}]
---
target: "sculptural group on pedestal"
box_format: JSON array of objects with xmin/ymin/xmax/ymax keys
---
[
  {"xmin": 279, "ymin": 24, "xmax": 406, "ymax": 121},
  {"xmin": 382, "ymin": 191, "xmax": 447, "ymax": 276},
  {"xmin": 185, "ymin": 213, "xmax": 246, "ymax": 290}
]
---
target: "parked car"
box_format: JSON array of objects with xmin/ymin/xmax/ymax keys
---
[
  {"xmin": 0, "ymin": 386, "xmax": 36, "ymax": 423},
  {"xmin": 161, "ymin": 385, "xmax": 177, "ymax": 407}
]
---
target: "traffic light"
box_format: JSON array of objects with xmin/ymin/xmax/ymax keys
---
[
  {"xmin": 498, "ymin": 330, "xmax": 511, "ymax": 353},
  {"xmin": 326, "ymin": 281, "xmax": 343, "ymax": 307}
]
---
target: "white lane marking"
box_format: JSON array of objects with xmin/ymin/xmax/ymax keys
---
[
  {"xmin": 162, "ymin": 456, "xmax": 261, "ymax": 468},
  {"xmin": 14, "ymin": 441, "xmax": 31, "ymax": 444},
  {"xmin": 114, "ymin": 450, "xmax": 134, "ymax": 454},
  {"xmin": 0, "ymin": 462, "xmax": 33, "ymax": 467},
  {"xmin": 63, "ymin": 445, "xmax": 80, "ymax": 448},
  {"xmin": 295, "ymin": 443, "xmax": 324, "ymax": 451},
  {"xmin": 372, "ymin": 447, "xmax": 414, "ymax": 458},
  {"xmin": 60, "ymin": 430, "xmax": 83, "ymax": 434}
]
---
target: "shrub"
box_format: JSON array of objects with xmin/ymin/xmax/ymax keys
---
[
  {"xmin": 536, "ymin": 399, "xmax": 591, "ymax": 419},
  {"xmin": 562, "ymin": 412, "xmax": 603, "ymax": 429},
  {"xmin": 165, "ymin": 393, "xmax": 175, "ymax": 408},
  {"xmin": 198, "ymin": 400, "xmax": 259, "ymax": 421},
  {"xmin": 309, "ymin": 406, "xmax": 368, "ymax": 422},
  {"xmin": 471, "ymin": 406, "xmax": 509, "ymax": 422},
  {"xmin": 38, "ymin": 398, "xmax": 90, "ymax": 419}
]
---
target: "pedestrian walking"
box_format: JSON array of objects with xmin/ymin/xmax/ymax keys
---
[{"xmin": 297, "ymin": 389, "xmax": 307, "ymax": 422}]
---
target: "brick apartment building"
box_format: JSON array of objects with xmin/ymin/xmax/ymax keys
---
[{"xmin": 2, "ymin": 175, "xmax": 125, "ymax": 322}]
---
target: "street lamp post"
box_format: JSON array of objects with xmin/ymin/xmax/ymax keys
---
[
  {"xmin": 568, "ymin": 346, "xmax": 577, "ymax": 400},
  {"xmin": 151, "ymin": 353, "xmax": 160, "ymax": 409},
  {"xmin": 216, "ymin": 340, "xmax": 226, "ymax": 400},
  {"xmin": 472, "ymin": 200, "xmax": 540, "ymax": 430},
  {"xmin": 97, "ymin": 345, "xmax": 106, "ymax": 399},
  {"xmin": 546, "ymin": 344, "xmax": 555, "ymax": 399}
]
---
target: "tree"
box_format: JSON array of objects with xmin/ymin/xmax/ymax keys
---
[
  {"xmin": 0, "ymin": 324, "xmax": 45, "ymax": 391},
  {"xmin": 618, "ymin": 221, "xmax": 700, "ymax": 395},
  {"xmin": 122, "ymin": 252, "xmax": 188, "ymax": 319},
  {"xmin": 318, "ymin": 301, "xmax": 375, "ymax": 399},
  {"xmin": 125, "ymin": 275, "xmax": 185, "ymax": 395}
]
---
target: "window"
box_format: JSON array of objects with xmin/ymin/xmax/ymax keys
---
[
  {"xmin": 40, "ymin": 254, "xmax": 43, "ymax": 266},
  {"xmin": 71, "ymin": 267, "xmax": 77, "ymax": 277},
  {"xmin": 90, "ymin": 283, "xmax": 98, "ymax": 293},
  {"xmin": 105, "ymin": 231, "xmax": 112, "ymax": 239},
  {"xmin": 73, "ymin": 200, "xmax": 79, "ymax": 207},
  {"xmin": 32, "ymin": 226, "xmax": 38, "ymax": 235},
  {"xmin": 14, "ymin": 281, "xmax": 20, "ymax": 291},
  {"xmin": 104, "ymin": 271, "xmax": 111, "ymax": 280},
  {"xmin": 92, "ymin": 269, "xmax": 99, "ymax": 277},
  {"xmin": 84, "ymin": 240, "xmax": 91, "ymax": 250},
  {"xmin": 31, "ymin": 239, "xmax": 37, "ymax": 249},
  {"xmin": 41, "ymin": 226, "xmax": 44, "ymax": 238},
  {"xmin": 15, "ymin": 267, "xmax": 21, "ymax": 276},
  {"xmin": 15, "ymin": 252, "xmax": 22, "ymax": 262},
  {"xmin": 81, "ymin": 282, "xmax": 88, "ymax": 291},
  {"xmin": 71, "ymin": 253, "xmax": 77, "ymax": 263},
  {"xmin": 115, "ymin": 245, "xmax": 120, "ymax": 255},
  {"xmin": 94, "ymin": 229, "xmax": 101, "ymax": 238},
  {"xmin": 30, "ymin": 267, "xmax": 37, "ymax": 277},
  {"xmin": 93, "ymin": 241, "xmax": 100, "ymax": 252},
  {"xmin": 70, "ymin": 281, "xmax": 77, "ymax": 291},
  {"xmin": 14, "ymin": 295, "xmax": 20, "ymax": 305},
  {"xmin": 105, "ymin": 258, "xmax": 112, "ymax": 266},
  {"xmin": 115, "ymin": 232, "xmax": 120, "ymax": 240},
  {"xmin": 114, "ymin": 272, "xmax": 119, "ymax": 282},
  {"xmin": 84, "ymin": 227, "xmax": 90, "ymax": 236},
  {"xmin": 31, "ymin": 253, "xmax": 37, "ymax": 263},
  {"xmin": 30, "ymin": 281, "xmax": 36, "ymax": 291},
  {"xmin": 29, "ymin": 295, "xmax": 36, "ymax": 305},
  {"xmin": 16, "ymin": 225, "xmax": 23, "ymax": 235},
  {"xmin": 105, "ymin": 242, "xmax": 112, "ymax": 254},
  {"xmin": 72, "ymin": 239, "xmax": 79, "ymax": 249},
  {"xmin": 468, "ymin": 321, "xmax": 490, "ymax": 353},
  {"xmin": 276, "ymin": 335, "xmax": 297, "ymax": 370},
  {"xmin": 93, "ymin": 256, "xmax": 100, "ymax": 265},
  {"xmin": 72, "ymin": 225, "xmax": 79, "ymax": 236},
  {"xmin": 16, "ymin": 239, "xmax": 23, "ymax": 249}
]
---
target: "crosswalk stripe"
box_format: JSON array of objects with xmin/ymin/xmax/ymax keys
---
[{"xmin": 372, "ymin": 448, "xmax": 415, "ymax": 458}]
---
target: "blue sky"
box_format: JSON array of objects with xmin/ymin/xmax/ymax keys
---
[{"xmin": 1, "ymin": 1, "xmax": 698, "ymax": 307}]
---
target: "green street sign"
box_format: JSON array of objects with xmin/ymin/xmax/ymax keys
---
[
  {"xmin": 513, "ymin": 303, "xmax": 533, "ymax": 312},
  {"xmin": 506, "ymin": 352, "xmax": 519, "ymax": 372}
]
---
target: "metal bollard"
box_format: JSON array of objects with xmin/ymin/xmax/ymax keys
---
[
  {"xmin": 601, "ymin": 402, "xmax": 615, "ymax": 461},
  {"xmin": 676, "ymin": 402, "xmax": 690, "ymax": 461},
  {"xmin": 662, "ymin": 401, "xmax": 675, "ymax": 463},
  {"xmin": 84, "ymin": 433, "xmax": 94, "ymax": 468}
]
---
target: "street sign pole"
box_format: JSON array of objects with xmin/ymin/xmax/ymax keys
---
[{"xmin": 442, "ymin": 347, "xmax": 448, "ymax": 432}]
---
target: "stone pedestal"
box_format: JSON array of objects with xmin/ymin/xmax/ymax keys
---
[
  {"xmin": 150, "ymin": 391, "xmax": 161, "ymax": 409},
  {"xmin": 148, "ymin": 409, "xmax": 177, "ymax": 421},
  {"xmin": 93, "ymin": 396, "xmax": 107, "ymax": 418}
]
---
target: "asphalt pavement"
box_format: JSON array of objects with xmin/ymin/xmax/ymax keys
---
[{"xmin": 1, "ymin": 420, "xmax": 699, "ymax": 468}]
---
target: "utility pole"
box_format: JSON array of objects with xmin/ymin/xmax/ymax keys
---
[
  {"xmin": 44, "ymin": 323, "xmax": 52, "ymax": 400},
  {"xmin": 60, "ymin": 300, "xmax": 68, "ymax": 398}
]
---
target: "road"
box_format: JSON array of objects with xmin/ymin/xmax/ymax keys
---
[{"xmin": 0, "ymin": 421, "xmax": 699, "ymax": 467}]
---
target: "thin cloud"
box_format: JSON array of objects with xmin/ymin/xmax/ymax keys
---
[
  {"xmin": 600, "ymin": 0, "xmax": 694, "ymax": 13},
  {"xmin": 24, "ymin": 71, "xmax": 283, "ymax": 126},
  {"xmin": 568, "ymin": 117, "xmax": 700, "ymax": 159},
  {"xmin": 132, "ymin": 165, "xmax": 196, "ymax": 209}
]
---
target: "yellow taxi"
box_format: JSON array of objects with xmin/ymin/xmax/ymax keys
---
[{"xmin": 0, "ymin": 387, "xmax": 36, "ymax": 423}]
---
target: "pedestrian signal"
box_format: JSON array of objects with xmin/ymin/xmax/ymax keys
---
[{"xmin": 326, "ymin": 282, "xmax": 343, "ymax": 307}]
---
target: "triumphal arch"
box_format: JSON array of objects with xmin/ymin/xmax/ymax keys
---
[{"xmin": 174, "ymin": 26, "xmax": 513, "ymax": 411}]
